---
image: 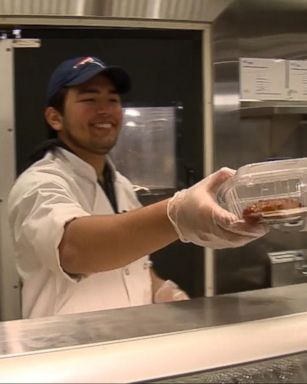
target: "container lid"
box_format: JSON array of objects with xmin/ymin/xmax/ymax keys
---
[
  {"xmin": 218, "ymin": 157, "xmax": 307, "ymax": 197},
  {"xmin": 234, "ymin": 157, "xmax": 307, "ymax": 182}
]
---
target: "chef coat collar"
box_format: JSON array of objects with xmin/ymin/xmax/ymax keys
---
[{"xmin": 56, "ymin": 146, "xmax": 117, "ymax": 184}]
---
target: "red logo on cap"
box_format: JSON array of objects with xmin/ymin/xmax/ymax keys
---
[{"xmin": 73, "ymin": 57, "xmax": 95, "ymax": 69}]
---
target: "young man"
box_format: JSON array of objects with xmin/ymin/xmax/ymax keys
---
[{"xmin": 8, "ymin": 56, "xmax": 267, "ymax": 318}]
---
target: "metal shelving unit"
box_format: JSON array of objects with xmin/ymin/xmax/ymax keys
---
[{"xmin": 240, "ymin": 100, "xmax": 307, "ymax": 118}]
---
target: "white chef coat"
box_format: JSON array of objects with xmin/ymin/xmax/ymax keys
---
[{"xmin": 8, "ymin": 147, "xmax": 152, "ymax": 318}]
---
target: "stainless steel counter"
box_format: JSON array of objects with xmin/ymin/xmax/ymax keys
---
[{"xmin": 0, "ymin": 283, "xmax": 307, "ymax": 382}]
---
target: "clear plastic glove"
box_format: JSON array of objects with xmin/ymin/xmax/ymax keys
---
[
  {"xmin": 167, "ymin": 167, "xmax": 268, "ymax": 249},
  {"xmin": 154, "ymin": 280, "xmax": 189, "ymax": 303}
]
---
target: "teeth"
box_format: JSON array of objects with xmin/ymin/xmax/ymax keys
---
[{"xmin": 94, "ymin": 123, "xmax": 112, "ymax": 129}]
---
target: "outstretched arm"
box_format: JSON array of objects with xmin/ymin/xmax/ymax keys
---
[
  {"xmin": 59, "ymin": 168, "xmax": 268, "ymax": 275},
  {"xmin": 60, "ymin": 199, "xmax": 177, "ymax": 274}
]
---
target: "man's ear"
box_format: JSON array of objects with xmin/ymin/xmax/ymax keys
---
[{"xmin": 44, "ymin": 107, "xmax": 63, "ymax": 132}]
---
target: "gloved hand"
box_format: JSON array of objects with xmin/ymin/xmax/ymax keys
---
[
  {"xmin": 154, "ymin": 280, "xmax": 189, "ymax": 303},
  {"xmin": 167, "ymin": 167, "xmax": 268, "ymax": 249}
]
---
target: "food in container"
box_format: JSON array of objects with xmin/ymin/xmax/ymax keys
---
[
  {"xmin": 217, "ymin": 158, "xmax": 307, "ymax": 226},
  {"xmin": 242, "ymin": 197, "xmax": 301, "ymax": 219}
]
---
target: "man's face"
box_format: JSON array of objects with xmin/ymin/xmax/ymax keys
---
[{"xmin": 57, "ymin": 74, "xmax": 123, "ymax": 156}]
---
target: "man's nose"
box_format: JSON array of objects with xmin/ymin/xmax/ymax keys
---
[{"xmin": 97, "ymin": 101, "xmax": 111, "ymax": 114}]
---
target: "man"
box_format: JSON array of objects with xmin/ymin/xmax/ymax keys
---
[{"xmin": 8, "ymin": 56, "xmax": 267, "ymax": 318}]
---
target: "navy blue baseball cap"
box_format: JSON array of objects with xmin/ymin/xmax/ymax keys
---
[{"xmin": 46, "ymin": 56, "xmax": 131, "ymax": 105}]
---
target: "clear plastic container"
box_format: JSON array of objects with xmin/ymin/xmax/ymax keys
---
[{"xmin": 217, "ymin": 158, "xmax": 307, "ymax": 228}]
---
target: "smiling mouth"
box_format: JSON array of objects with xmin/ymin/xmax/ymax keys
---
[{"xmin": 93, "ymin": 122, "xmax": 113, "ymax": 129}]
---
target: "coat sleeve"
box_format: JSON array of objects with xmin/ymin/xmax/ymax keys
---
[{"xmin": 8, "ymin": 171, "xmax": 90, "ymax": 282}]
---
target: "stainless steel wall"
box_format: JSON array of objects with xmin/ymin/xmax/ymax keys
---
[
  {"xmin": 0, "ymin": 0, "xmax": 233, "ymax": 22},
  {"xmin": 213, "ymin": 0, "xmax": 307, "ymax": 294}
]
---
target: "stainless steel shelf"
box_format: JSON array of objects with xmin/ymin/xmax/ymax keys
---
[{"xmin": 240, "ymin": 100, "xmax": 307, "ymax": 117}]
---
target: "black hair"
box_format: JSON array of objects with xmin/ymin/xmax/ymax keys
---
[
  {"xmin": 47, "ymin": 87, "xmax": 68, "ymax": 113},
  {"xmin": 45, "ymin": 87, "xmax": 69, "ymax": 138},
  {"xmin": 25, "ymin": 87, "xmax": 70, "ymax": 168}
]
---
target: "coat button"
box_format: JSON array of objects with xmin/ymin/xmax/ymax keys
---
[
  {"xmin": 144, "ymin": 260, "xmax": 153, "ymax": 269},
  {"xmin": 125, "ymin": 268, "xmax": 130, "ymax": 275}
]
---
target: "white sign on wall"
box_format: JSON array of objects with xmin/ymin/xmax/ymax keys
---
[
  {"xmin": 240, "ymin": 57, "xmax": 287, "ymax": 100},
  {"xmin": 288, "ymin": 60, "xmax": 307, "ymax": 101}
]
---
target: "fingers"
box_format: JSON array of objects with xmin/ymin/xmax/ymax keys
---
[
  {"xmin": 218, "ymin": 219, "xmax": 269, "ymax": 238},
  {"xmin": 220, "ymin": 167, "xmax": 236, "ymax": 176},
  {"xmin": 208, "ymin": 225, "xmax": 267, "ymax": 249},
  {"xmin": 205, "ymin": 167, "xmax": 236, "ymax": 193},
  {"xmin": 212, "ymin": 204, "xmax": 240, "ymax": 226},
  {"xmin": 172, "ymin": 289, "xmax": 190, "ymax": 301},
  {"xmin": 167, "ymin": 166, "xmax": 268, "ymax": 250},
  {"xmin": 154, "ymin": 280, "xmax": 189, "ymax": 303}
]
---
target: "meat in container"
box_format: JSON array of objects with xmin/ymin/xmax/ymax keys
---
[{"xmin": 217, "ymin": 158, "xmax": 307, "ymax": 228}]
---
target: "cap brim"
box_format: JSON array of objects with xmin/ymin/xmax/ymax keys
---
[{"xmin": 67, "ymin": 65, "xmax": 131, "ymax": 94}]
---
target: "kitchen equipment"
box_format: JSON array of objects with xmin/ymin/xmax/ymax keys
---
[
  {"xmin": 268, "ymin": 249, "xmax": 307, "ymax": 287},
  {"xmin": 217, "ymin": 157, "xmax": 307, "ymax": 230}
]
